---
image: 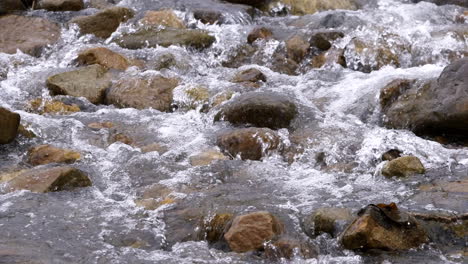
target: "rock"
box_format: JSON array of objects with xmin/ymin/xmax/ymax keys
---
[
  {"xmin": 4, "ymin": 166, "xmax": 92, "ymax": 193},
  {"xmin": 0, "ymin": 107, "xmax": 20, "ymax": 144},
  {"xmin": 46, "ymin": 65, "xmax": 112, "ymax": 104},
  {"xmin": 286, "ymin": 35, "xmax": 310, "ymax": 63},
  {"xmin": 381, "ymin": 156, "xmax": 425, "ymax": 177},
  {"xmin": 114, "ymin": 28, "xmax": 215, "ymax": 50},
  {"xmin": 341, "ymin": 203, "xmax": 428, "ymax": 251},
  {"xmin": 109, "ymin": 133, "xmax": 133, "ymax": 145},
  {"xmin": 28, "ymin": 98, "xmax": 80, "ymax": 115},
  {"xmin": 264, "ymin": 238, "xmax": 317, "ymax": 260},
  {"xmin": 411, "ymin": 0, "xmax": 468, "ymax": 8},
  {"xmin": 217, "ymin": 128, "xmax": 280, "ymax": 160},
  {"xmin": 381, "ymin": 149, "xmax": 402, "ymax": 161},
  {"xmin": 380, "ymin": 79, "xmax": 415, "ymax": 110},
  {"xmin": 76, "ymin": 47, "xmax": 136, "ymax": 71},
  {"xmin": 27, "ymin": 144, "xmax": 81, "ymax": 166},
  {"xmin": 202, "ymin": 213, "xmax": 234, "ymax": 243},
  {"xmin": 189, "ymin": 149, "xmax": 229, "ymax": 166},
  {"xmin": 18, "ymin": 124, "xmax": 36, "ymax": 139},
  {"xmin": 303, "ymin": 207, "xmax": 354, "ymax": 237},
  {"xmin": 310, "ymin": 48, "xmax": 346, "ymax": 68},
  {"xmin": 309, "ymin": 30, "xmax": 344, "ymax": 51},
  {"xmin": 70, "ymin": 7, "xmax": 135, "ymax": 39},
  {"xmin": 87, "ymin": 0, "xmax": 113, "ymax": 9},
  {"xmin": 410, "ymin": 179, "xmax": 468, "ymax": 213},
  {"xmin": 224, "ymin": 211, "xmax": 283, "ymax": 253},
  {"xmin": 87, "ymin": 121, "xmax": 114, "ymax": 130},
  {"xmin": 262, "ymin": 0, "xmax": 357, "ymax": 15},
  {"xmin": 135, "ymin": 197, "xmax": 176, "ymax": 210},
  {"xmin": 106, "ymin": 75, "xmax": 179, "ymax": 111},
  {"xmin": 140, "ymin": 9, "xmax": 185, "ymax": 28},
  {"xmin": 382, "ymin": 58, "xmax": 468, "ymax": 142},
  {"xmin": 0, "ymin": 15, "xmax": 61, "ymax": 56},
  {"xmin": 223, "ymin": 0, "xmax": 268, "ymax": 7},
  {"xmin": 193, "ymin": 9, "xmax": 223, "ymax": 25},
  {"xmin": 0, "ymin": 0, "xmax": 30, "ymax": 13},
  {"xmin": 232, "ymin": 68, "xmax": 266, "ymax": 84},
  {"xmin": 214, "ymin": 92, "xmax": 297, "ymax": 129},
  {"xmin": 140, "ymin": 143, "xmax": 168, "ymax": 154},
  {"xmin": 247, "ymin": 27, "xmax": 273, "ymax": 44},
  {"xmin": 36, "ymin": 0, "xmax": 84, "ymax": 11}
]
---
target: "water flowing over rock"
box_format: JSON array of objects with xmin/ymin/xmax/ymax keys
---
[
  {"xmin": 70, "ymin": 7, "xmax": 135, "ymax": 38},
  {"xmin": 76, "ymin": 47, "xmax": 137, "ymax": 71},
  {"xmin": 303, "ymin": 207, "xmax": 354, "ymax": 237},
  {"xmin": 263, "ymin": 0, "xmax": 358, "ymax": 15},
  {"xmin": 27, "ymin": 144, "xmax": 81, "ymax": 165},
  {"xmin": 381, "ymin": 156, "xmax": 425, "ymax": 177},
  {"xmin": 36, "ymin": 0, "xmax": 84, "ymax": 11},
  {"xmin": 0, "ymin": 15, "xmax": 60, "ymax": 56},
  {"xmin": 232, "ymin": 68, "xmax": 267, "ymax": 84},
  {"xmin": 140, "ymin": 9, "xmax": 186, "ymax": 28},
  {"xmin": 3, "ymin": 166, "xmax": 92, "ymax": 193},
  {"xmin": 214, "ymin": 92, "xmax": 297, "ymax": 129},
  {"xmin": 106, "ymin": 75, "xmax": 179, "ymax": 111},
  {"xmin": 0, "ymin": 107, "xmax": 20, "ymax": 144},
  {"xmin": 247, "ymin": 27, "xmax": 273, "ymax": 44},
  {"xmin": 264, "ymin": 238, "xmax": 317, "ymax": 260},
  {"xmin": 46, "ymin": 65, "xmax": 112, "ymax": 104}
]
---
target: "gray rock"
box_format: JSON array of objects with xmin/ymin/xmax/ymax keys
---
[{"xmin": 303, "ymin": 207, "xmax": 354, "ymax": 237}]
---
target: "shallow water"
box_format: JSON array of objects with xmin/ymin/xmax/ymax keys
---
[{"xmin": 0, "ymin": 0, "xmax": 467, "ymax": 263}]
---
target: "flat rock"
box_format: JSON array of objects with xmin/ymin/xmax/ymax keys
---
[
  {"xmin": 27, "ymin": 144, "xmax": 81, "ymax": 166},
  {"xmin": 0, "ymin": 107, "xmax": 20, "ymax": 144},
  {"xmin": 70, "ymin": 7, "xmax": 134, "ymax": 38}
]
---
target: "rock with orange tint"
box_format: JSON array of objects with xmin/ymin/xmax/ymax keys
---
[
  {"xmin": 140, "ymin": 9, "xmax": 185, "ymax": 28},
  {"xmin": 189, "ymin": 149, "xmax": 229, "ymax": 166},
  {"xmin": 77, "ymin": 47, "xmax": 136, "ymax": 70},
  {"xmin": 217, "ymin": 128, "xmax": 280, "ymax": 160},
  {"xmin": 27, "ymin": 144, "xmax": 81, "ymax": 165}
]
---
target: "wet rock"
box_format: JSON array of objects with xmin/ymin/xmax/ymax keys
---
[
  {"xmin": 264, "ymin": 238, "xmax": 317, "ymax": 260},
  {"xmin": 380, "ymin": 79, "xmax": 415, "ymax": 110},
  {"xmin": 262, "ymin": 0, "xmax": 357, "ymax": 15},
  {"xmin": 224, "ymin": 211, "xmax": 283, "ymax": 253},
  {"xmin": 140, "ymin": 143, "xmax": 168, "ymax": 154},
  {"xmin": 341, "ymin": 203, "xmax": 428, "ymax": 251},
  {"xmin": 109, "ymin": 133, "xmax": 133, "ymax": 145},
  {"xmin": 286, "ymin": 35, "xmax": 310, "ymax": 63},
  {"xmin": 0, "ymin": 15, "xmax": 60, "ymax": 57},
  {"xmin": 214, "ymin": 92, "xmax": 297, "ymax": 129},
  {"xmin": 87, "ymin": 121, "xmax": 114, "ymax": 130},
  {"xmin": 247, "ymin": 27, "xmax": 273, "ymax": 44},
  {"xmin": 76, "ymin": 47, "xmax": 136, "ymax": 71},
  {"xmin": 28, "ymin": 98, "xmax": 80, "ymax": 115},
  {"xmin": 410, "ymin": 179, "xmax": 468, "ymax": 213},
  {"xmin": 114, "ymin": 28, "xmax": 215, "ymax": 50},
  {"xmin": 232, "ymin": 68, "xmax": 267, "ymax": 84},
  {"xmin": 162, "ymin": 207, "xmax": 204, "ymax": 248},
  {"xmin": 106, "ymin": 75, "xmax": 179, "ymax": 111},
  {"xmin": 411, "ymin": 0, "xmax": 468, "ymax": 8},
  {"xmin": 0, "ymin": 107, "xmax": 20, "ymax": 144},
  {"xmin": 381, "ymin": 156, "xmax": 425, "ymax": 177},
  {"xmin": 381, "ymin": 149, "xmax": 402, "ymax": 161},
  {"xmin": 36, "ymin": 0, "xmax": 84, "ymax": 11},
  {"xmin": 310, "ymin": 48, "xmax": 346, "ymax": 68},
  {"xmin": 4, "ymin": 166, "xmax": 92, "ymax": 193},
  {"xmin": 189, "ymin": 149, "xmax": 229, "ymax": 166},
  {"xmin": 216, "ymin": 127, "xmax": 280, "ymax": 160},
  {"xmin": 193, "ymin": 9, "xmax": 224, "ymax": 25},
  {"xmin": 303, "ymin": 207, "xmax": 354, "ymax": 237},
  {"xmin": 27, "ymin": 144, "xmax": 81, "ymax": 166},
  {"xmin": 18, "ymin": 124, "xmax": 37, "ymax": 139},
  {"xmin": 224, "ymin": 0, "xmax": 268, "ymax": 7},
  {"xmin": 46, "ymin": 65, "xmax": 112, "ymax": 104},
  {"xmin": 309, "ymin": 30, "xmax": 345, "ymax": 51},
  {"xmin": 0, "ymin": 0, "xmax": 30, "ymax": 13},
  {"xmin": 87, "ymin": 0, "xmax": 113, "ymax": 9},
  {"xmin": 70, "ymin": 7, "xmax": 135, "ymax": 39},
  {"xmin": 202, "ymin": 213, "xmax": 234, "ymax": 243},
  {"xmin": 382, "ymin": 58, "xmax": 468, "ymax": 142},
  {"xmin": 135, "ymin": 197, "xmax": 176, "ymax": 210},
  {"xmin": 140, "ymin": 9, "xmax": 185, "ymax": 28}
]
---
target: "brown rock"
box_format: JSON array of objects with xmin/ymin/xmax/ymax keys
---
[
  {"xmin": 262, "ymin": 0, "xmax": 357, "ymax": 15},
  {"xmin": 70, "ymin": 7, "xmax": 135, "ymax": 39},
  {"xmin": 308, "ymin": 207, "xmax": 354, "ymax": 237},
  {"xmin": 232, "ymin": 68, "xmax": 267, "ymax": 84},
  {"xmin": 189, "ymin": 149, "xmax": 229, "ymax": 166},
  {"xmin": 106, "ymin": 75, "xmax": 179, "ymax": 111},
  {"xmin": 247, "ymin": 27, "xmax": 273, "ymax": 44},
  {"xmin": 341, "ymin": 203, "xmax": 428, "ymax": 251},
  {"xmin": 4, "ymin": 166, "xmax": 92, "ymax": 193},
  {"xmin": 380, "ymin": 79, "xmax": 415, "ymax": 110},
  {"xmin": 382, "ymin": 156, "xmax": 425, "ymax": 177},
  {"xmin": 0, "ymin": 0, "xmax": 29, "ymax": 13},
  {"xmin": 109, "ymin": 133, "xmax": 133, "ymax": 145},
  {"xmin": 224, "ymin": 211, "xmax": 283, "ymax": 253},
  {"xmin": 264, "ymin": 238, "xmax": 317, "ymax": 260},
  {"xmin": 309, "ymin": 30, "xmax": 344, "ymax": 51},
  {"xmin": 87, "ymin": 0, "xmax": 113, "ymax": 9},
  {"xmin": 0, "ymin": 15, "xmax": 60, "ymax": 56},
  {"xmin": 140, "ymin": 9, "xmax": 185, "ymax": 28},
  {"xmin": 381, "ymin": 149, "xmax": 402, "ymax": 161},
  {"xmin": 203, "ymin": 213, "xmax": 234, "ymax": 243},
  {"xmin": 140, "ymin": 143, "xmax": 168, "ymax": 154},
  {"xmin": 193, "ymin": 9, "xmax": 223, "ymax": 25},
  {"xmin": 0, "ymin": 107, "xmax": 20, "ymax": 144},
  {"xmin": 87, "ymin": 121, "xmax": 114, "ymax": 130},
  {"xmin": 18, "ymin": 124, "xmax": 36, "ymax": 139},
  {"xmin": 217, "ymin": 127, "xmax": 280, "ymax": 160},
  {"xmin": 36, "ymin": 0, "xmax": 84, "ymax": 11},
  {"xmin": 27, "ymin": 144, "xmax": 81, "ymax": 165},
  {"xmin": 28, "ymin": 98, "xmax": 80, "ymax": 115},
  {"xmin": 286, "ymin": 35, "xmax": 310, "ymax": 63},
  {"xmin": 77, "ymin": 47, "xmax": 135, "ymax": 70}
]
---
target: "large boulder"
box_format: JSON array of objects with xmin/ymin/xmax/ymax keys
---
[
  {"xmin": 114, "ymin": 28, "xmax": 215, "ymax": 50},
  {"xmin": 70, "ymin": 7, "xmax": 134, "ymax": 39},
  {"xmin": 76, "ymin": 47, "xmax": 136, "ymax": 71},
  {"xmin": 341, "ymin": 203, "xmax": 428, "ymax": 251},
  {"xmin": 105, "ymin": 75, "xmax": 179, "ymax": 111},
  {"xmin": 381, "ymin": 58, "xmax": 468, "ymax": 141},
  {"xmin": 46, "ymin": 65, "xmax": 112, "ymax": 104},
  {"xmin": 3, "ymin": 166, "xmax": 92, "ymax": 193},
  {"xmin": 216, "ymin": 127, "xmax": 280, "ymax": 160},
  {"xmin": 0, "ymin": 107, "xmax": 20, "ymax": 144},
  {"xmin": 36, "ymin": 0, "xmax": 84, "ymax": 11},
  {"xmin": 0, "ymin": 15, "xmax": 60, "ymax": 56},
  {"xmin": 224, "ymin": 211, "xmax": 283, "ymax": 253},
  {"xmin": 214, "ymin": 92, "xmax": 297, "ymax": 129},
  {"xmin": 140, "ymin": 9, "xmax": 185, "ymax": 28},
  {"xmin": 381, "ymin": 156, "xmax": 425, "ymax": 177},
  {"xmin": 27, "ymin": 144, "xmax": 81, "ymax": 166}
]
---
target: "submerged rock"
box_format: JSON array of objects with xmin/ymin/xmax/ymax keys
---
[
  {"xmin": 189, "ymin": 149, "xmax": 229, "ymax": 166},
  {"xmin": 264, "ymin": 238, "xmax": 317, "ymax": 260},
  {"xmin": 76, "ymin": 47, "xmax": 137, "ymax": 71},
  {"xmin": 202, "ymin": 213, "xmax": 234, "ymax": 244},
  {"xmin": 303, "ymin": 207, "xmax": 354, "ymax": 237},
  {"xmin": 286, "ymin": 35, "xmax": 310, "ymax": 63},
  {"xmin": 381, "ymin": 156, "xmax": 425, "ymax": 177},
  {"xmin": 27, "ymin": 144, "xmax": 81, "ymax": 166},
  {"xmin": 114, "ymin": 28, "xmax": 215, "ymax": 50},
  {"xmin": 247, "ymin": 27, "xmax": 273, "ymax": 44},
  {"xmin": 217, "ymin": 128, "xmax": 280, "ymax": 160},
  {"xmin": 0, "ymin": 0, "xmax": 30, "ymax": 13},
  {"xmin": 28, "ymin": 98, "xmax": 80, "ymax": 115},
  {"xmin": 46, "ymin": 65, "xmax": 112, "ymax": 104},
  {"xmin": 36, "ymin": 0, "xmax": 84, "ymax": 11},
  {"xmin": 224, "ymin": 211, "xmax": 283, "ymax": 253},
  {"xmin": 309, "ymin": 30, "xmax": 345, "ymax": 51},
  {"xmin": 70, "ymin": 7, "xmax": 135, "ymax": 38},
  {"xmin": 341, "ymin": 203, "xmax": 428, "ymax": 251},
  {"xmin": 262, "ymin": 0, "xmax": 357, "ymax": 15},
  {"xmin": 214, "ymin": 92, "xmax": 297, "ymax": 129},
  {"xmin": 3, "ymin": 166, "xmax": 92, "ymax": 193},
  {"xmin": 106, "ymin": 75, "xmax": 179, "ymax": 111},
  {"xmin": 381, "ymin": 149, "xmax": 402, "ymax": 161},
  {"xmin": 140, "ymin": 9, "xmax": 185, "ymax": 28},
  {"xmin": 232, "ymin": 68, "xmax": 267, "ymax": 84},
  {"xmin": 0, "ymin": 107, "xmax": 20, "ymax": 144},
  {"xmin": 0, "ymin": 15, "xmax": 60, "ymax": 56},
  {"xmin": 193, "ymin": 9, "xmax": 224, "ymax": 25}
]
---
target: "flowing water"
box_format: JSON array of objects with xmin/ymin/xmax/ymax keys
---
[{"xmin": 0, "ymin": 0, "xmax": 467, "ymax": 263}]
